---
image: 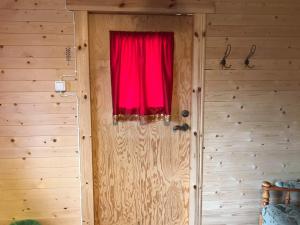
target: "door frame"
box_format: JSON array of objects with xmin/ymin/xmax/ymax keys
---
[{"xmin": 74, "ymin": 10, "xmax": 208, "ymax": 225}]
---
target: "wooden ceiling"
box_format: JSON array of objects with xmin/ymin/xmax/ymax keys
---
[{"xmin": 66, "ymin": 0, "xmax": 215, "ymax": 14}]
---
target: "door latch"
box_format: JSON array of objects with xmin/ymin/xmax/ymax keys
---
[{"xmin": 173, "ymin": 123, "xmax": 190, "ymax": 132}]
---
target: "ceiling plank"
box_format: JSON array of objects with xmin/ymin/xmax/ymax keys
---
[{"xmin": 66, "ymin": 0, "xmax": 215, "ymax": 14}]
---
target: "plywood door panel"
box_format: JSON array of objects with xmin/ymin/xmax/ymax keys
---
[{"xmin": 89, "ymin": 14, "xmax": 193, "ymax": 225}]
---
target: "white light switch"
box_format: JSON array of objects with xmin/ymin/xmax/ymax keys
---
[{"xmin": 55, "ymin": 80, "xmax": 66, "ymax": 92}]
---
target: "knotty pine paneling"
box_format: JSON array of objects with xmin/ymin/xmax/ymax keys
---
[
  {"xmin": 202, "ymin": 1, "xmax": 300, "ymax": 224},
  {"xmin": 1, "ymin": 0, "xmax": 300, "ymax": 225},
  {"xmin": 0, "ymin": 1, "xmax": 79, "ymax": 225}
]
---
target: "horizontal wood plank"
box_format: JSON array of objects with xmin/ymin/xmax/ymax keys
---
[
  {"xmin": 0, "ymin": 58, "xmax": 75, "ymax": 69},
  {"xmin": 0, "ymin": 113, "xmax": 76, "ymax": 125},
  {"xmin": 0, "ymin": 157, "xmax": 79, "ymax": 169},
  {"xmin": 0, "ymin": 136, "xmax": 77, "ymax": 148},
  {"xmin": 0, "ymin": 22, "xmax": 73, "ymax": 34},
  {"xmin": 0, "ymin": 34, "xmax": 74, "ymax": 46},
  {"xmin": 0, "ymin": 9, "xmax": 73, "ymax": 22},
  {"xmin": 0, "ymin": 69, "xmax": 76, "ymax": 81},
  {"xmin": 67, "ymin": 0, "xmax": 215, "ymax": 13},
  {"xmin": 0, "ymin": 146, "xmax": 78, "ymax": 158},
  {"xmin": 0, "ymin": 92, "xmax": 77, "ymax": 103},
  {"xmin": 0, "ymin": 0, "xmax": 66, "ymax": 10},
  {"xmin": 0, "ymin": 125, "xmax": 77, "ymax": 136},
  {"xmin": 0, "ymin": 46, "xmax": 75, "ymax": 58},
  {"xmin": 208, "ymin": 14, "xmax": 300, "ymax": 26},
  {"xmin": 0, "ymin": 103, "xmax": 76, "ymax": 114}
]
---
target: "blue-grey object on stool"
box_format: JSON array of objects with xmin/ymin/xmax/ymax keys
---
[
  {"xmin": 262, "ymin": 204, "xmax": 300, "ymax": 225},
  {"xmin": 275, "ymin": 180, "xmax": 300, "ymax": 189},
  {"xmin": 9, "ymin": 220, "xmax": 41, "ymax": 225}
]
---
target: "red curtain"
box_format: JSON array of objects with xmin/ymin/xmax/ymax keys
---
[{"xmin": 110, "ymin": 31, "xmax": 174, "ymax": 123}]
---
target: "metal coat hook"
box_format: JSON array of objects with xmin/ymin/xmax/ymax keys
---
[
  {"xmin": 220, "ymin": 44, "xmax": 232, "ymax": 69},
  {"xmin": 245, "ymin": 45, "xmax": 256, "ymax": 69}
]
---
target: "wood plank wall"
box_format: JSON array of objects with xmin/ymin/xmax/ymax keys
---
[
  {"xmin": 1, "ymin": 0, "xmax": 300, "ymax": 225},
  {"xmin": 203, "ymin": 0, "xmax": 300, "ymax": 224},
  {"xmin": 0, "ymin": 1, "xmax": 80, "ymax": 225}
]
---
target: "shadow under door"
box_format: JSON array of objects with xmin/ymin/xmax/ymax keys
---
[{"xmin": 89, "ymin": 14, "xmax": 193, "ymax": 225}]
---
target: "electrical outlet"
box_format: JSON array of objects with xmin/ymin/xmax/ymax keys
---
[{"xmin": 55, "ymin": 80, "xmax": 66, "ymax": 92}]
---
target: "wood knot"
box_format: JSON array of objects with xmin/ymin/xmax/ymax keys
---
[
  {"xmin": 194, "ymin": 32, "xmax": 199, "ymax": 38},
  {"xmin": 84, "ymin": 43, "xmax": 87, "ymax": 47},
  {"xmin": 84, "ymin": 94, "xmax": 88, "ymax": 99},
  {"xmin": 119, "ymin": 2, "xmax": 125, "ymax": 7},
  {"xmin": 78, "ymin": 45, "xmax": 82, "ymax": 50},
  {"xmin": 168, "ymin": 2, "xmax": 176, "ymax": 8}
]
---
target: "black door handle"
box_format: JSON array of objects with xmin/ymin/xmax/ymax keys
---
[{"xmin": 173, "ymin": 123, "xmax": 190, "ymax": 132}]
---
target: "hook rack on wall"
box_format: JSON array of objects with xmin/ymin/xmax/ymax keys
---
[
  {"xmin": 220, "ymin": 44, "xmax": 231, "ymax": 69},
  {"xmin": 245, "ymin": 44, "xmax": 256, "ymax": 69},
  {"xmin": 220, "ymin": 44, "xmax": 232, "ymax": 69}
]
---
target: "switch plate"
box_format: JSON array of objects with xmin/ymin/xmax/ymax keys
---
[{"xmin": 55, "ymin": 80, "xmax": 66, "ymax": 92}]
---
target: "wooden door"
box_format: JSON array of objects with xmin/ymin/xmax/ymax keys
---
[{"xmin": 89, "ymin": 14, "xmax": 193, "ymax": 225}]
